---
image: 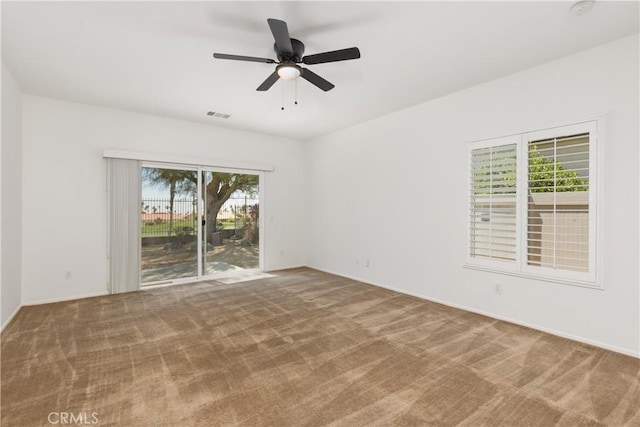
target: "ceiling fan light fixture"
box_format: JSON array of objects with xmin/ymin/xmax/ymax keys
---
[
  {"xmin": 213, "ymin": 18, "xmax": 359, "ymax": 92},
  {"xmin": 277, "ymin": 64, "xmax": 301, "ymax": 81}
]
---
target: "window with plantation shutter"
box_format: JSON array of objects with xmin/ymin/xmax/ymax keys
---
[
  {"xmin": 526, "ymin": 133, "xmax": 590, "ymax": 272},
  {"xmin": 466, "ymin": 121, "xmax": 598, "ymax": 286},
  {"xmin": 469, "ymin": 142, "xmax": 518, "ymax": 264}
]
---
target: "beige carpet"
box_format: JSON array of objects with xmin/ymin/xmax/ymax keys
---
[
  {"xmin": 215, "ymin": 270, "xmax": 275, "ymax": 284},
  {"xmin": 2, "ymin": 268, "xmax": 638, "ymax": 426}
]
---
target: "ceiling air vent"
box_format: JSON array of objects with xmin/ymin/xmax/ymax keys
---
[{"xmin": 207, "ymin": 111, "xmax": 231, "ymax": 119}]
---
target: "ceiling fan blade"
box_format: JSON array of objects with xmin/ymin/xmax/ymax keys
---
[
  {"xmin": 213, "ymin": 53, "xmax": 276, "ymax": 64},
  {"xmin": 256, "ymin": 71, "xmax": 280, "ymax": 91},
  {"xmin": 267, "ymin": 18, "xmax": 293, "ymax": 55},
  {"xmin": 302, "ymin": 47, "xmax": 361, "ymax": 65},
  {"xmin": 301, "ymin": 68, "xmax": 335, "ymax": 92}
]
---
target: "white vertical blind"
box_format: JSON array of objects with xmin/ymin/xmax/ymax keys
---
[
  {"xmin": 526, "ymin": 133, "xmax": 590, "ymax": 273},
  {"xmin": 469, "ymin": 143, "xmax": 518, "ymax": 263},
  {"xmin": 108, "ymin": 158, "xmax": 141, "ymax": 294}
]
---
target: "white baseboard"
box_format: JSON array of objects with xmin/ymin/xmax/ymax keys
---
[
  {"xmin": 0, "ymin": 304, "xmax": 22, "ymax": 333},
  {"xmin": 265, "ymin": 264, "xmax": 307, "ymax": 272},
  {"xmin": 307, "ymin": 265, "xmax": 640, "ymax": 359},
  {"xmin": 22, "ymin": 290, "xmax": 109, "ymax": 306}
]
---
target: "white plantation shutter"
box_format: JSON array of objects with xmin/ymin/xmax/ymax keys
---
[
  {"xmin": 469, "ymin": 142, "xmax": 518, "ymax": 264},
  {"xmin": 525, "ymin": 129, "xmax": 595, "ymax": 280},
  {"xmin": 466, "ymin": 121, "xmax": 598, "ymax": 286}
]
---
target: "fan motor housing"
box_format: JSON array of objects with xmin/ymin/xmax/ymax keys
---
[{"xmin": 275, "ymin": 38, "xmax": 305, "ymax": 62}]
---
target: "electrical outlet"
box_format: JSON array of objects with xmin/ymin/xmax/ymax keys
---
[{"xmin": 494, "ymin": 283, "xmax": 502, "ymax": 295}]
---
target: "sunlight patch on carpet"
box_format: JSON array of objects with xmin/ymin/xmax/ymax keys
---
[{"xmin": 216, "ymin": 271, "xmax": 275, "ymax": 284}]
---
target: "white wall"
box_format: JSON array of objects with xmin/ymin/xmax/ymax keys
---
[
  {"xmin": 305, "ymin": 35, "xmax": 639, "ymax": 356},
  {"xmin": 1, "ymin": 65, "xmax": 23, "ymax": 329},
  {"xmin": 22, "ymin": 96, "xmax": 306, "ymax": 304}
]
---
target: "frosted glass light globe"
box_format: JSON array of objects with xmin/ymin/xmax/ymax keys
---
[{"xmin": 277, "ymin": 65, "xmax": 301, "ymax": 81}]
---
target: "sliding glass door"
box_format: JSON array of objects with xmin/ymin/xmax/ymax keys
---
[
  {"xmin": 140, "ymin": 164, "xmax": 261, "ymax": 286},
  {"xmin": 201, "ymin": 170, "xmax": 260, "ymax": 276},
  {"xmin": 140, "ymin": 166, "xmax": 199, "ymax": 284}
]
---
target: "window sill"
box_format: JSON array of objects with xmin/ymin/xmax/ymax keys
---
[{"xmin": 463, "ymin": 263, "xmax": 603, "ymax": 290}]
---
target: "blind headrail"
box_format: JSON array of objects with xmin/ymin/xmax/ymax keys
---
[{"xmin": 103, "ymin": 149, "xmax": 274, "ymax": 172}]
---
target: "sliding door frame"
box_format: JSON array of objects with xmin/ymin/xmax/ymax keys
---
[
  {"xmin": 140, "ymin": 161, "xmax": 264, "ymax": 287},
  {"xmin": 199, "ymin": 165, "xmax": 264, "ymax": 281},
  {"xmin": 140, "ymin": 162, "xmax": 201, "ymax": 287}
]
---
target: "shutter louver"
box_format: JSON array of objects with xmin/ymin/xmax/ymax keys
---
[
  {"xmin": 527, "ymin": 133, "xmax": 590, "ymax": 273},
  {"xmin": 470, "ymin": 144, "xmax": 517, "ymax": 263}
]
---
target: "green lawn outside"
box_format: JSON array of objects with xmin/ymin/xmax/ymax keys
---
[{"xmin": 141, "ymin": 218, "xmax": 246, "ymax": 237}]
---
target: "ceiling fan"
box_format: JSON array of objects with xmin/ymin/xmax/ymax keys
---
[{"xmin": 213, "ymin": 18, "xmax": 361, "ymax": 92}]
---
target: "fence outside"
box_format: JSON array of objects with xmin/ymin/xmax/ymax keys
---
[
  {"xmin": 472, "ymin": 192, "xmax": 589, "ymax": 272},
  {"xmin": 141, "ymin": 195, "xmax": 259, "ymax": 238},
  {"xmin": 141, "ymin": 198, "xmax": 197, "ymax": 237},
  {"xmin": 527, "ymin": 192, "xmax": 589, "ymax": 272}
]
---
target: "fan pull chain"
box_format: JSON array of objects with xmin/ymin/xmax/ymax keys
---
[
  {"xmin": 281, "ymin": 81, "xmax": 284, "ymax": 111},
  {"xmin": 294, "ymin": 79, "xmax": 298, "ymax": 105}
]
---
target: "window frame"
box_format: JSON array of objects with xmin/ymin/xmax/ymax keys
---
[
  {"xmin": 466, "ymin": 134, "xmax": 522, "ymax": 272},
  {"xmin": 465, "ymin": 120, "xmax": 601, "ymax": 289}
]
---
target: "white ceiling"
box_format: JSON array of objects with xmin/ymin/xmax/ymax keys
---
[{"xmin": 2, "ymin": 1, "xmax": 638, "ymax": 140}]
